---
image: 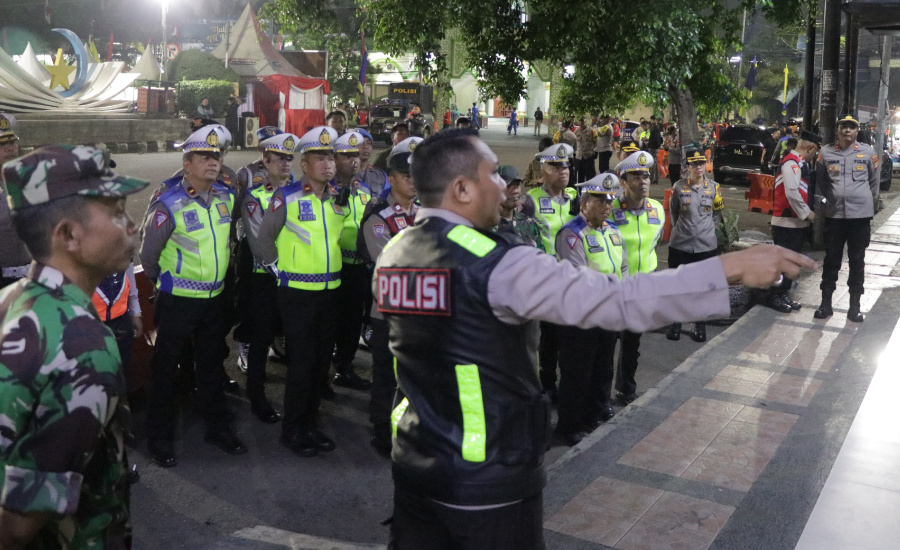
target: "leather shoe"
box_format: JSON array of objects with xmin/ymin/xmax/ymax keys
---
[
  {"xmin": 596, "ymin": 404, "xmax": 616, "ymax": 422},
  {"xmin": 813, "ymin": 305, "xmax": 833, "ymax": 319},
  {"xmin": 250, "ymin": 401, "xmax": 282, "ymax": 424},
  {"xmin": 304, "ymin": 429, "xmax": 336, "ymax": 452},
  {"xmin": 847, "ymin": 308, "xmax": 865, "ymax": 323},
  {"xmin": 333, "ymin": 371, "xmax": 372, "ymax": 391},
  {"xmin": 148, "ymin": 440, "xmax": 178, "ymax": 468},
  {"xmin": 222, "ymin": 377, "xmax": 240, "ymax": 394},
  {"xmin": 555, "ymin": 429, "xmax": 587, "ymax": 447},
  {"xmin": 666, "ymin": 323, "xmax": 681, "ymax": 341},
  {"xmin": 690, "ymin": 323, "xmax": 706, "ymax": 343},
  {"xmin": 280, "ymin": 432, "xmax": 317, "ymax": 457},
  {"xmin": 785, "ymin": 296, "xmax": 802, "ymax": 311},
  {"xmin": 616, "ymin": 392, "xmax": 638, "ymax": 405},
  {"xmin": 204, "ymin": 428, "xmax": 248, "ymax": 455},
  {"xmin": 764, "ymin": 293, "xmax": 793, "ymax": 314}
]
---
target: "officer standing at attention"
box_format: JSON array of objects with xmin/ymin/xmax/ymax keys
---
[
  {"xmin": 496, "ymin": 165, "xmax": 543, "ymax": 250},
  {"xmin": 256, "ymin": 126, "xmax": 343, "ymax": 458},
  {"xmin": 239, "ymin": 132, "xmax": 303, "ymax": 424},
  {"xmin": 140, "ymin": 126, "xmax": 247, "ymax": 467},
  {"xmin": 768, "ymin": 131, "xmax": 822, "ymax": 312},
  {"xmin": 521, "ymin": 142, "xmax": 576, "ymax": 400},
  {"xmin": 554, "ymin": 173, "xmax": 627, "ymax": 446},
  {"xmin": 376, "ymin": 129, "xmax": 815, "ymax": 548},
  {"xmin": 611, "ymin": 150, "xmax": 665, "ymax": 404},
  {"xmin": 0, "ymin": 145, "xmax": 147, "ymax": 548},
  {"xmin": 357, "ymin": 136, "xmax": 422, "ymax": 457},
  {"xmin": 332, "ymin": 131, "xmax": 374, "ymax": 392},
  {"xmin": 665, "ymin": 147, "xmax": 725, "ymax": 342},
  {"xmin": 814, "ymin": 115, "xmax": 878, "ymax": 323},
  {"xmin": 235, "ymin": 126, "xmax": 285, "ymax": 201},
  {"xmin": 0, "ymin": 114, "xmax": 31, "ymax": 289}
]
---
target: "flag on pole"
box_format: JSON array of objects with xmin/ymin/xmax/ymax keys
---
[
  {"xmin": 782, "ymin": 64, "xmax": 789, "ymax": 115},
  {"xmin": 358, "ymin": 30, "xmax": 367, "ymax": 95},
  {"xmin": 44, "ymin": 0, "xmax": 51, "ymax": 25},
  {"xmin": 87, "ymin": 36, "xmax": 101, "ymax": 63},
  {"xmin": 744, "ymin": 56, "xmax": 758, "ymax": 97},
  {"xmin": 107, "ymin": 31, "xmax": 114, "ymax": 62}
]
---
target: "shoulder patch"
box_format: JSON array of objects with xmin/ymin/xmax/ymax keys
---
[
  {"xmin": 373, "ymin": 224, "xmax": 385, "ymax": 238},
  {"xmin": 447, "ymin": 225, "xmax": 497, "ymax": 258},
  {"xmin": 271, "ymin": 196, "xmax": 284, "ymax": 211},
  {"xmin": 246, "ymin": 201, "xmax": 258, "ymax": 216},
  {"xmin": 154, "ymin": 210, "xmax": 169, "ymax": 228},
  {"xmin": 566, "ymin": 235, "xmax": 578, "ymax": 249}
]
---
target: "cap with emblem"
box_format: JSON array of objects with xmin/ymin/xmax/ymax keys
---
[
  {"xmin": 388, "ymin": 136, "xmax": 423, "ymax": 173},
  {"xmin": 176, "ymin": 126, "xmax": 226, "ymax": 153},
  {"xmin": 0, "ymin": 113, "xmax": 18, "ymax": 144},
  {"xmin": 256, "ymin": 126, "xmax": 284, "ymax": 141},
  {"xmin": 620, "ymin": 142, "xmax": 640, "ymax": 154},
  {"xmin": 298, "ymin": 126, "xmax": 338, "ymax": 154},
  {"xmin": 576, "ymin": 172, "xmax": 619, "ymax": 197},
  {"xmin": 615, "ymin": 150, "xmax": 655, "ymax": 175},
  {"xmin": 2, "ymin": 145, "xmax": 149, "ymax": 211},
  {"xmin": 260, "ymin": 132, "xmax": 300, "ymax": 154},
  {"xmin": 799, "ymin": 130, "xmax": 823, "ymax": 145},
  {"xmin": 498, "ymin": 165, "xmax": 522, "ymax": 185},
  {"xmin": 837, "ymin": 114, "xmax": 859, "ymax": 128},
  {"xmin": 211, "ymin": 124, "xmax": 232, "ymax": 150},
  {"xmin": 684, "ymin": 147, "xmax": 707, "ymax": 164},
  {"xmin": 537, "ymin": 143, "xmax": 574, "ymax": 166},
  {"xmin": 335, "ymin": 131, "xmax": 363, "ymax": 154}
]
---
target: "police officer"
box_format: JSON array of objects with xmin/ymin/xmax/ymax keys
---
[
  {"xmin": 240, "ymin": 132, "xmax": 302, "ymax": 424},
  {"xmin": 814, "ymin": 115, "xmax": 878, "ymax": 323},
  {"xmin": 355, "ymin": 129, "xmax": 390, "ymax": 195},
  {"xmin": 332, "ymin": 131, "xmax": 374, "ymax": 391},
  {"xmin": 372, "ymin": 123, "xmax": 411, "ymax": 173},
  {"xmin": 0, "ymin": 113, "xmax": 31, "ymax": 289},
  {"xmin": 554, "ymin": 173, "xmax": 627, "ymax": 446},
  {"xmin": 611, "ymin": 150, "xmax": 665, "ymax": 404},
  {"xmin": 666, "ymin": 147, "xmax": 725, "ymax": 341},
  {"xmin": 235, "ymin": 126, "xmax": 285, "ymax": 200},
  {"xmin": 357, "ymin": 136, "xmax": 421, "ymax": 457},
  {"xmin": 376, "ymin": 129, "xmax": 814, "ymax": 548},
  {"xmin": 256, "ymin": 126, "xmax": 343, "ymax": 457},
  {"xmin": 769, "ymin": 131, "xmax": 822, "ymax": 312},
  {"xmin": 140, "ymin": 126, "xmax": 247, "ymax": 467},
  {"xmin": 0, "ymin": 145, "xmax": 147, "ymax": 547},
  {"xmin": 521, "ymin": 142, "xmax": 576, "ymax": 400},
  {"xmin": 326, "ymin": 110, "xmax": 347, "ymax": 136},
  {"xmin": 496, "ymin": 165, "xmax": 543, "ymax": 249}
]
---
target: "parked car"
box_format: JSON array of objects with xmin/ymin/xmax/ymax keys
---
[
  {"xmin": 366, "ymin": 100, "xmax": 433, "ymax": 144},
  {"xmin": 713, "ymin": 125, "xmax": 770, "ymax": 183}
]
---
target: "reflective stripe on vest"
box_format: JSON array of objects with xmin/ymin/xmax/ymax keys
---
[
  {"xmin": 339, "ymin": 186, "xmax": 371, "ymax": 265},
  {"xmin": 610, "ymin": 198, "xmax": 664, "ymax": 274},
  {"xmin": 157, "ymin": 184, "xmax": 233, "ymax": 298},
  {"xmin": 455, "ymin": 364, "xmax": 487, "ymax": 463},
  {"xmin": 528, "ymin": 186, "xmax": 576, "ymax": 256},
  {"xmin": 275, "ymin": 183, "xmax": 344, "ymax": 291},
  {"xmin": 92, "ymin": 275, "xmax": 130, "ymax": 321},
  {"xmin": 773, "ymin": 152, "xmax": 808, "ymax": 218}
]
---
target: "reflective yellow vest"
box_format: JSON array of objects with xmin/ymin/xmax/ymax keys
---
[
  {"xmin": 609, "ymin": 197, "xmax": 665, "ymax": 274},
  {"xmin": 528, "ymin": 186, "xmax": 577, "ymax": 256},
  {"xmin": 337, "ymin": 182, "xmax": 371, "ymax": 266}
]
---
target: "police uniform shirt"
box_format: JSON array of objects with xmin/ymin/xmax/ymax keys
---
[
  {"xmin": 0, "ymin": 189, "xmax": 31, "ymax": 272},
  {"xmin": 242, "ymin": 179, "xmax": 286, "ymax": 268},
  {"xmin": 360, "ymin": 193, "xmax": 418, "ymax": 320},
  {"xmin": 771, "ymin": 155, "xmax": 812, "ymax": 229},
  {"xmin": 254, "ymin": 179, "xmax": 338, "ymax": 266},
  {"xmin": 521, "ymin": 186, "xmax": 576, "ymax": 255},
  {"xmin": 668, "ymin": 177, "xmax": 724, "ymax": 253},
  {"xmin": 236, "ymin": 160, "xmax": 269, "ymax": 205},
  {"xmin": 556, "ymin": 213, "xmax": 628, "ymax": 275},
  {"xmin": 815, "ymin": 141, "xmax": 879, "ymax": 219},
  {"xmin": 594, "ymin": 125, "xmax": 613, "ymax": 153},
  {"xmin": 405, "ymin": 209, "xmax": 731, "ymax": 330},
  {"xmin": 355, "ymin": 164, "xmax": 390, "ymax": 195}
]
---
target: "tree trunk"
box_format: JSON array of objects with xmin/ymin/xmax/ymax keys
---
[{"xmin": 669, "ymin": 85, "xmax": 701, "ymax": 150}]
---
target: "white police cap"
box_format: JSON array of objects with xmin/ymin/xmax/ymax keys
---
[
  {"xmin": 537, "ymin": 143, "xmax": 574, "ymax": 165},
  {"xmin": 576, "ymin": 172, "xmax": 619, "ymax": 196},
  {"xmin": 615, "ymin": 150, "xmax": 655, "ymax": 175},
  {"xmin": 335, "ymin": 131, "xmax": 363, "ymax": 154},
  {"xmin": 388, "ymin": 136, "xmax": 423, "ymax": 173},
  {"xmin": 297, "ymin": 126, "xmax": 338, "ymax": 154},
  {"xmin": 0, "ymin": 113, "xmax": 18, "ymax": 143},
  {"xmin": 260, "ymin": 132, "xmax": 300, "ymax": 154},
  {"xmin": 176, "ymin": 125, "xmax": 226, "ymax": 153}
]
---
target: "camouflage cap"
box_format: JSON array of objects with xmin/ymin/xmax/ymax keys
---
[{"xmin": 2, "ymin": 145, "xmax": 149, "ymax": 211}]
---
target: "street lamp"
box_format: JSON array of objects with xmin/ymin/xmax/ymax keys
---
[{"xmin": 159, "ymin": 0, "xmax": 169, "ymax": 76}]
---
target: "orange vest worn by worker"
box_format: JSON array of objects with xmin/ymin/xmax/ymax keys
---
[{"xmin": 93, "ymin": 271, "xmax": 130, "ymax": 321}]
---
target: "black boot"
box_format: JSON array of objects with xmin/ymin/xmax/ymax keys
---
[
  {"xmin": 848, "ymin": 293, "xmax": 865, "ymax": 323},
  {"xmin": 666, "ymin": 323, "xmax": 681, "ymax": 341},
  {"xmin": 690, "ymin": 322, "xmax": 706, "ymax": 343},
  {"xmin": 814, "ymin": 290, "xmax": 834, "ymax": 319}
]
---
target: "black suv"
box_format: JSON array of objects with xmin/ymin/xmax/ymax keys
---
[
  {"xmin": 367, "ymin": 102, "xmax": 433, "ymax": 144},
  {"xmin": 713, "ymin": 125, "xmax": 772, "ymax": 183}
]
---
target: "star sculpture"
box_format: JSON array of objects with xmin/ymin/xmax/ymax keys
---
[{"xmin": 46, "ymin": 48, "xmax": 75, "ymax": 91}]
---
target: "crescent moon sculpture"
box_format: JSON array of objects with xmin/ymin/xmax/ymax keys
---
[{"xmin": 51, "ymin": 28, "xmax": 89, "ymax": 97}]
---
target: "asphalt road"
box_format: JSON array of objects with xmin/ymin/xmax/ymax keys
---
[{"xmin": 115, "ymin": 123, "xmax": 898, "ymax": 549}]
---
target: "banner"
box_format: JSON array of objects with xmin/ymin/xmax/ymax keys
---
[{"xmin": 358, "ymin": 30, "xmax": 367, "ymax": 95}]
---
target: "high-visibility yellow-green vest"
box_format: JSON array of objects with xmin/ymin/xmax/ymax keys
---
[
  {"xmin": 157, "ymin": 182, "xmax": 234, "ymax": 298},
  {"xmin": 337, "ymin": 183, "xmax": 372, "ymax": 266},
  {"xmin": 609, "ymin": 197, "xmax": 665, "ymax": 274},
  {"xmin": 560, "ymin": 215, "xmax": 624, "ymax": 278},
  {"xmin": 275, "ymin": 181, "xmax": 344, "ymax": 290},
  {"xmin": 528, "ymin": 186, "xmax": 577, "ymax": 256},
  {"xmin": 249, "ymin": 182, "xmax": 277, "ymax": 274}
]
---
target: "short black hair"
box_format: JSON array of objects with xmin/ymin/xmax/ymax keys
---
[
  {"xmin": 538, "ymin": 137, "xmax": 554, "ymax": 151},
  {"xmin": 326, "ymin": 111, "xmax": 346, "ymax": 122},
  {"xmin": 391, "ymin": 122, "xmax": 409, "ymax": 136},
  {"xmin": 12, "ymin": 195, "xmax": 93, "ymax": 261},
  {"xmin": 409, "ymin": 129, "xmax": 482, "ymax": 208}
]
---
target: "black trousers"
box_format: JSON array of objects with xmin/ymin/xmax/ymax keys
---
[
  {"xmin": 771, "ymin": 225, "xmax": 808, "ymax": 291},
  {"xmin": 389, "ymin": 486, "xmax": 545, "ymax": 550},
  {"xmin": 667, "ymin": 247, "xmax": 718, "ymax": 269},
  {"xmin": 615, "ymin": 330, "xmax": 642, "ymax": 396},
  {"xmin": 279, "ymin": 287, "xmax": 339, "ymax": 436},
  {"xmin": 821, "ymin": 218, "xmax": 871, "ymax": 295},
  {"xmin": 538, "ymin": 321, "xmax": 560, "ymax": 391},
  {"xmin": 369, "ymin": 317, "xmax": 396, "ymax": 441},
  {"xmin": 104, "ymin": 314, "xmax": 135, "ymax": 376},
  {"xmin": 597, "ymin": 151, "xmax": 613, "ymax": 173},
  {"xmin": 244, "ymin": 272, "xmax": 280, "ymax": 403},
  {"xmin": 333, "ymin": 263, "xmax": 368, "ymax": 371},
  {"xmin": 668, "ymin": 163, "xmax": 682, "ymax": 184},
  {"xmin": 576, "ymin": 157, "xmax": 595, "ymax": 183},
  {"xmin": 557, "ymin": 327, "xmax": 618, "ymax": 433},
  {"xmin": 146, "ymin": 292, "xmax": 229, "ymax": 441}
]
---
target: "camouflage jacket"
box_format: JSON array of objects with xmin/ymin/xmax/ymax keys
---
[
  {"xmin": 0, "ymin": 263, "xmax": 130, "ymax": 549},
  {"xmin": 496, "ymin": 201, "xmax": 545, "ymax": 251}
]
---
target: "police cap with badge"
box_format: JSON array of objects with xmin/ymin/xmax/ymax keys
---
[
  {"xmin": 334, "ymin": 131, "xmax": 363, "ymax": 156},
  {"xmin": 837, "ymin": 114, "xmax": 859, "ymax": 128},
  {"xmin": 2, "ymin": 145, "xmax": 149, "ymax": 211},
  {"xmin": 297, "ymin": 126, "xmax": 338, "ymax": 155},
  {"xmin": 684, "ymin": 146, "xmax": 707, "ymax": 165},
  {"xmin": 537, "ymin": 143, "xmax": 574, "ymax": 167},
  {"xmin": 388, "ymin": 136, "xmax": 423, "ymax": 174},
  {"xmin": 177, "ymin": 125, "xmax": 228, "ymax": 155},
  {"xmin": 576, "ymin": 172, "xmax": 619, "ymax": 198},
  {"xmin": 0, "ymin": 113, "xmax": 18, "ymax": 144},
  {"xmin": 615, "ymin": 150, "xmax": 655, "ymax": 176},
  {"xmin": 260, "ymin": 132, "xmax": 300, "ymax": 157}
]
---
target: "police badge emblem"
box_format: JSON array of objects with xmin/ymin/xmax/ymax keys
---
[
  {"xmin": 319, "ymin": 129, "xmax": 332, "ymax": 145},
  {"xmin": 299, "ymin": 200, "xmax": 316, "ymax": 221},
  {"xmin": 283, "ymin": 137, "xmax": 296, "ymax": 150},
  {"xmin": 207, "ymin": 131, "xmax": 219, "ymax": 147},
  {"xmin": 373, "ymin": 224, "xmax": 385, "ymax": 238}
]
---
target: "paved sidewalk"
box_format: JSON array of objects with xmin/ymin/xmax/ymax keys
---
[{"xmin": 542, "ymin": 203, "xmax": 900, "ymax": 549}]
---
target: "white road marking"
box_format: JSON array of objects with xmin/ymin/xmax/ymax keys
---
[{"xmin": 231, "ymin": 525, "xmax": 386, "ymax": 549}]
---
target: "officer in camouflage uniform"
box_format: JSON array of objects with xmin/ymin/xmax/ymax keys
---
[
  {"xmin": 0, "ymin": 145, "xmax": 148, "ymax": 548},
  {"xmin": 495, "ymin": 165, "xmax": 543, "ymax": 250}
]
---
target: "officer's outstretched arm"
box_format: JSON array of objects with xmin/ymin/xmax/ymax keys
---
[{"xmin": 719, "ymin": 244, "xmax": 816, "ymax": 288}]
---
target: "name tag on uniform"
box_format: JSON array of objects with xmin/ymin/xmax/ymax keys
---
[
  {"xmin": 647, "ymin": 208, "xmax": 660, "ymax": 225},
  {"xmin": 827, "ymin": 160, "xmax": 840, "ymax": 173},
  {"xmin": 299, "ymin": 201, "xmax": 316, "ymax": 221},
  {"xmin": 395, "ymin": 217, "xmax": 408, "ymax": 229},
  {"xmin": 331, "ymin": 202, "xmax": 344, "ymax": 215},
  {"xmin": 216, "ymin": 202, "xmax": 231, "ymax": 224},
  {"xmin": 183, "ymin": 210, "xmax": 204, "ymax": 232},
  {"xmin": 613, "ymin": 209, "xmax": 628, "ymax": 225},
  {"xmin": 539, "ymin": 197, "xmax": 554, "ymax": 214},
  {"xmin": 377, "ymin": 268, "xmax": 451, "ymax": 316},
  {"xmin": 609, "ymin": 233, "xmax": 622, "ymax": 246}
]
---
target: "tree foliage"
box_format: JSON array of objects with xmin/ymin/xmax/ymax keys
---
[{"xmin": 168, "ymin": 50, "xmax": 247, "ymax": 96}]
